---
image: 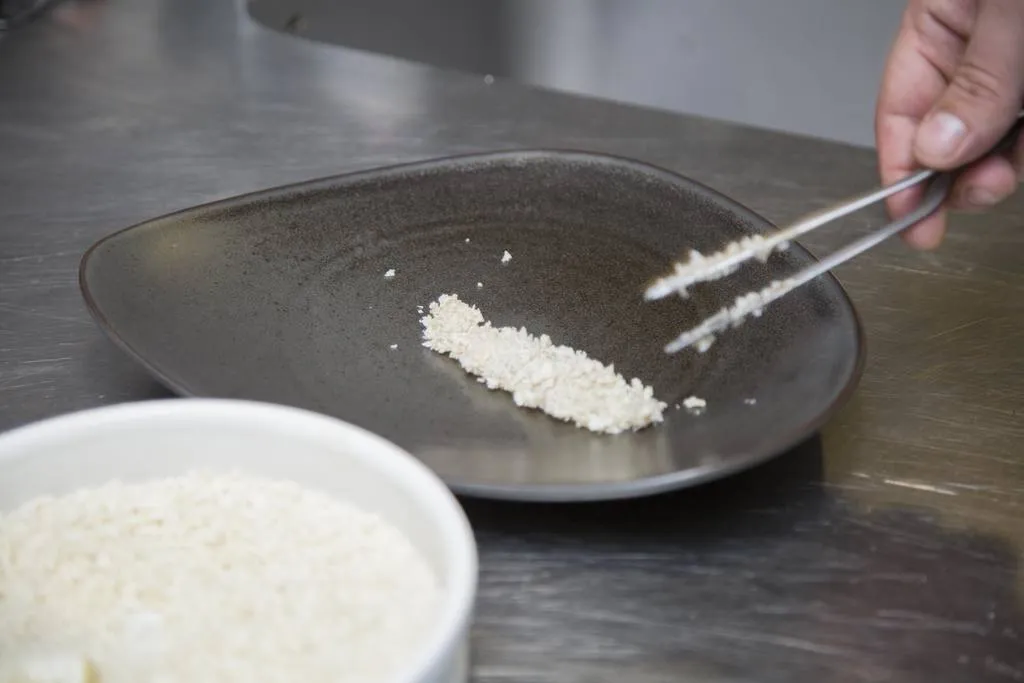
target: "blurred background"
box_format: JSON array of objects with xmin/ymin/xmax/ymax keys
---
[{"xmin": 248, "ymin": 0, "xmax": 905, "ymax": 148}]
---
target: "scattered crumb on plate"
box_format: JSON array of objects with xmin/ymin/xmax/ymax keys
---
[
  {"xmin": 682, "ymin": 395, "xmax": 707, "ymax": 414},
  {"xmin": 420, "ymin": 294, "xmax": 666, "ymax": 434},
  {"xmin": 384, "ymin": 268, "xmax": 396, "ymax": 279},
  {"xmin": 744, "ymin": 398, "xmax": 757, "ymax": 405},
  {"xmin": 464, "ymin": 238, "xmax": 471, "ymax": 243},
  {"xmin": 695, "ymin": 336, "xmax": 716, "ymax": 353},
  {"xmin": 476, "ymin": 282, "xmax": 483, "ymax": 289},
  {"xmin": 389, "ymin": 344, "xmax": 398, "ymax": 350},
  {"xmin": 500, "ymin": 250, "xmax": 512, "ymax": 264}
]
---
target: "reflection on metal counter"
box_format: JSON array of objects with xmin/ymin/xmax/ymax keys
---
[
  {"xmin": 247, "ymin": 0, "xmax": 903, "ymax": 146},
  {"xmin": 1, "ymin": 0, "xmax": 1023, "ymax": 681},
  {"xmin": 0, "ymin": 0, "xmax": 60, "ymax": 30}
]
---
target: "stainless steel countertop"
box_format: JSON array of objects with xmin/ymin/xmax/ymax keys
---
[{"xmin": 1, "ymin": 1, "xmax": 1022, "ymax": 681}]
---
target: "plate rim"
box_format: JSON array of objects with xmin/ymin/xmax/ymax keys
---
[{"xmin": 79, "ymin": 148, "xmax": 866, "ymax": 502}]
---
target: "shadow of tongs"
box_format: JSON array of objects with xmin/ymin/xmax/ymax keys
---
[{"xmin": 645, "ymin": 112, "xmax": 1024, "ymax": 354}]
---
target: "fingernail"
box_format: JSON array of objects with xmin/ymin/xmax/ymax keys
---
[
  {"xmin": 917, "ymin": 112, "xmax": 967, "ymax": 161},
  {"xmin": 966, "ymin": 187, "xmax": 998, "ymax": 206}
]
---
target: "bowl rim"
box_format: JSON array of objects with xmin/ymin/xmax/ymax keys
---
[{"xmin": 0, "ymin": 398, "xmax": 478, "ymax": 683}]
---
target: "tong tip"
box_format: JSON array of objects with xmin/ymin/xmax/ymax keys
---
[{"xmin": 644, "ymin": 280, "xmax": 679, "ymax": 301}]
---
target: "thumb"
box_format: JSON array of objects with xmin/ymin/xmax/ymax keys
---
[{"xmin": 913, "ymin": 0, "xmax": 1024, "ymax": 170}]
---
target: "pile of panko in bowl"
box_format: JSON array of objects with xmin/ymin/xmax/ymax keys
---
[{"xmin": 0, "ymin": 399, "xmax": 477, "ymax": 683}]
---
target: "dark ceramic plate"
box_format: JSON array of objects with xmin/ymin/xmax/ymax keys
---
[{"xmin": 80, "ymin": 151, "xmax": 863, "ymax": 501}]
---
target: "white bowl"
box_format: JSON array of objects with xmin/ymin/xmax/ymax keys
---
[{"xmin": 0, "ymin": 399, "xmax": 477, "ymax": 683}]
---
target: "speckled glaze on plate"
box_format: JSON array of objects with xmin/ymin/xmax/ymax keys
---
[{"xmin": 79, "ymin": 151, "xmax": 863, "ymax": 501}]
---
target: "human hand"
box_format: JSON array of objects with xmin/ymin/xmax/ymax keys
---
[{"xmin": 876, "ymin": 0, "xmax": 1024, "ymax": 249}]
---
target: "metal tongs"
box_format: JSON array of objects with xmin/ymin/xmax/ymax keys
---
[{"xmin": 646, "ymin": 112, "xmax": 1024, "ymax": 354}]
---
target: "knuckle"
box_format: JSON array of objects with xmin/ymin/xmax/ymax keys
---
[
  {"xmin": 918, "ymin": 0, "xmax": 976, "ymax": 39},
  {"xmin": 950, "ymin": 61, "xmax": 1010, "ymax": 109}
]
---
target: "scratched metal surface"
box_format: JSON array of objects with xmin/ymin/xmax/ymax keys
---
[{"xmin": 0, "ymin": 1, "xmax": 1021, "ymax": 681}]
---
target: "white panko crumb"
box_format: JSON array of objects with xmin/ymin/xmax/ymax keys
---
[
  {"xmin": 0, "ymin": 652, "xmax": 100, "ymax": 683},
  {"xmin": 666, "ymin": 278, "xmax": 796, "ymax": 355},
  {"xmin": 0, "ymin": 471, "xmax": 440, "ymax": 683},
  {"xmin": 500, "ymin": 250, "xmax": 512, "ymax": 264},
  {"xmin": 682, "ymin": 395, "xmax": 707, "ymax": 414},
  {"xmin": 744, "ymin": 398, "xmax": 757, "ymax": 405},
  {"xmin": 389, "ymin": 343, "xmax": 398, "ymax": 350},
  {"xmin": 464, "ymin": 238, "xmax": 470, "ymax": 243},
  {"xmin": 420, "ymin": 294, "xmax": 666, "ymax": 434},
  {"xmin": 384, "ymin": 268, "xmax": 396, "ymax": 279},
  {"xmin": 476, "ymin": 282, "xmax": 483, "ymax": 289},
  {"xmin": 647, "ymin": 234, "xmax": 789, "ymax": 299}
]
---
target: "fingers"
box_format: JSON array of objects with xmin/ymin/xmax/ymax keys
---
[
  {"xmin": 878, "ymin": 0, "xmax": 1024, "ymax": 250},
  {"xmin": 949, "ymin": 151, "xmax": 1019, "ymax": 209},
  {"xmin": 878, "ymin": 111, "xmax": 945, "ymax": 248},
  {"xmin": 905, "ymin": 151, "xmax": 1015, "ymax": 248},
  {"xmin": 901, "ymin": 209, "xmax": 948, "ymax": 250},
  {"xmin": 913, "ymin": 0, "xmax": 1024, "ymax": 170},
  {"xmin": 905, "ymin": 131, "xmax": 1021, "ymax": 249},
  {"xmin": 876, "ymin": 18, "xmax": 938, "ymax": 196},
  {"xmin": 875, "ymin": 9, "xmax": 952, "ymax": 248}
]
